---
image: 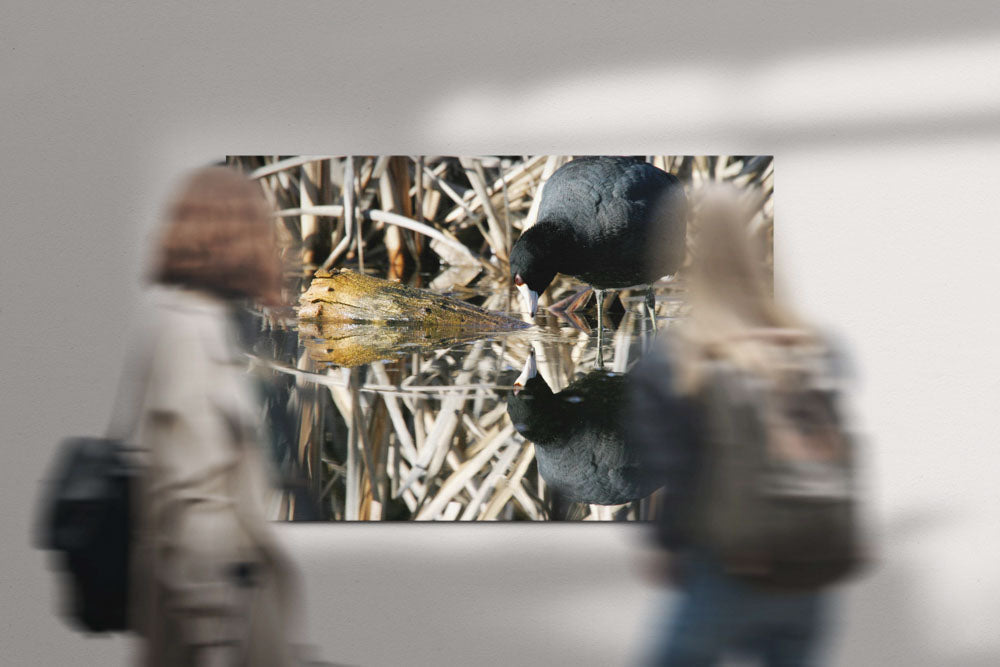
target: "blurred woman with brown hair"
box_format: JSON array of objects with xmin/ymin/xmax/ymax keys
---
[{"xmin": 125, "ymin": 166, "xmax": 299, "ymax": 665}]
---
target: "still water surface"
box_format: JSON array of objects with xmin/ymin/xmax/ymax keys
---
[{"xmin": 241, "ymin": 271, "xmax": 688, "ymax": 521}]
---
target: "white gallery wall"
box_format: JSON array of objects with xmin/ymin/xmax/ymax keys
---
[{"xmin": 3, "ymin": 3, "xmax": 999, "ymax": 665}]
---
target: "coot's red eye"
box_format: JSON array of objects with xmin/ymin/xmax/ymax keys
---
[{"xmin": 514, "ymin": 275, "xmax": 525, "ymax": 287}]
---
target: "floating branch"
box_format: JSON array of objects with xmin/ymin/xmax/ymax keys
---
[{"xmin": 298, "ymin": 268, "xmax": 529, "ymax": 329}]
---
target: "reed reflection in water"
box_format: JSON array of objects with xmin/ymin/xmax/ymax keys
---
[{"xmin": 245, "ymin": 274, "xmax": 688, "ymax": 521}]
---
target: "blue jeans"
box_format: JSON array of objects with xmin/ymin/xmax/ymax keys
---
[{"xmin": 647, "ymin": 552, "xmax": 829, "ymax": 666}]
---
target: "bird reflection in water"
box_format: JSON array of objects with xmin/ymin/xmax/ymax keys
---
[{"xmin": 505, "ymin": 351, "xmax": 660, "ymax": 514}]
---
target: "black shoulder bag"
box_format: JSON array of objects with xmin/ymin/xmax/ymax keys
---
[
  {"xmin": 37, "ymin": 436, "xmax": 136, "ymax": 632},
  {"xmin": 36, "ymin": 332, "xmax": 152, "ymax": 633}
]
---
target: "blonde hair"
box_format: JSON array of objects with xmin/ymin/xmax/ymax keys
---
[
  {"xmin": 152, "ymin": 166, "xmax": 282, "ymax": 305},
  {"xmin": 671, "ymin": 184, "xmax": 814, "ymax": 394}
]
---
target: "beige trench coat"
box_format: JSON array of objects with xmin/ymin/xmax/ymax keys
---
[{"xmin": 125, "ymin": 288, "xmax": 298, "ymax": 666}]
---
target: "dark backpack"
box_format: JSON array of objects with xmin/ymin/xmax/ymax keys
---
[
  {"xmin": 693, "ymin": 332, "xmax": 862, "ymax": 590},
  {"xmin": 38, "ymin": 436, "xmax": 136, "ymax": 632}
]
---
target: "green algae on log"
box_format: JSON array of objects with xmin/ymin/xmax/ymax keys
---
[{"xmin": 298, "ymin": 269, "xmax": 529, "ymax": 329}]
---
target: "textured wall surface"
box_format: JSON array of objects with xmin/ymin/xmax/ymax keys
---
[{"xmin": 3, "ymin": 3, "xmax": 1000, "ymax": 665}]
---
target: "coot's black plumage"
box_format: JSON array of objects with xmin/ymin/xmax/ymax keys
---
[
  {"xmin": 510, "ymin": 156, "xmax": 687, "ymax": 317},
  {"xmin": 506, "ymin": 367, "xmax": 659, "ymax": 507}
]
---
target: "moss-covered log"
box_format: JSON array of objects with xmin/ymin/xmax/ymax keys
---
[{"xmin": 298, "ymin": 269, "xmax": 528, "ymax": 329}]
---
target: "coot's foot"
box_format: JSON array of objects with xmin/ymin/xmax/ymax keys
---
[
  {"xmin": 549, "ymin": 308, "xmax": 591, "ymax": 333},
  {"xmin": 549, "ymin": 285, "xmax": 593, "ymax": 313}
]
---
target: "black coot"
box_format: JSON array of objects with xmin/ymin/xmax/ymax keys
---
[
  {"xmin": 506, "ymin": 355, "xmax": 660, "ymax": 508},
  {"xmin": 509, "ymin": 156, "xmax": 687, "ymax": 319}
]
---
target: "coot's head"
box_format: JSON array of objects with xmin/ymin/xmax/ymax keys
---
[{"xmin": 509, "ymin": 226, "xmax": 559, "ymax": 317}]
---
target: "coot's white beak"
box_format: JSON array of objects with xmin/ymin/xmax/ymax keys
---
[
  {"xmin": 516, "ymin": 282, "xmax": 539, "ymax": 318},
  {"xmin": 513, "ymin": 349, "xmax": 537, "ymax": 394}
]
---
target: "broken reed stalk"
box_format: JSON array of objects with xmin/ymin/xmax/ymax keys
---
[
  {"xmin": 250, "ymin": 155, "xmax": 338, "ymax": 180},
  {"xmin": 276, "ymin": 206, "xmax": 477, "ymax": 265},
  {"xmin": 458, "ymin": 156, "xmax": 507, "ymax": 260}
]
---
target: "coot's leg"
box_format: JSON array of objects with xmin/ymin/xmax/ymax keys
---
[
  {"xmin": 595, "ymin": 287, "xmax": 606, "ymax": 368},
  {"xmin": 645, "ymin": 285, "xmax": 657, "ymax": 333}
]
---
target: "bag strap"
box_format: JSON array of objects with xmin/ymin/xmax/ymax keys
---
[{"xmin": 105, "ymin": 299, "xmax": 160, "ymax": 445}]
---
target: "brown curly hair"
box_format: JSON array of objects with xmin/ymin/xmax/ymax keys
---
[{"xmin": 152, "ymin": 166, "xmax": 282, "ymax": 305}]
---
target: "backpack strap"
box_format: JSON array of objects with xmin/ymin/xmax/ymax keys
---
[{"xmin": 105, "ymin": 295, "xmax": 163, "ymax": 451}]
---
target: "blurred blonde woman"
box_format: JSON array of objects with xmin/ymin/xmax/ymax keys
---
[
  {"xmin": 629, "ymin": 186, "xmax": 843, "ymax": 666},
  {"xmin": 125, "ymin": 167, "xmax": 299, "ymax": 666}
]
